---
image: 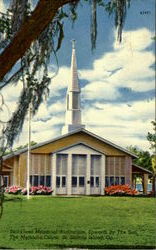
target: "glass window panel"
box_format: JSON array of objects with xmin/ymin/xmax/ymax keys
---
[
  {"xmin": 40, "ymin": 176, "xmax": 45, "ymax": 185},
  {"xmin": 62, "ymin": 155, "xmax": 67, "ymax": 175},
  {"xmin": 115, "ymin": 177, "xmax": 119, "ymax": 185},
  {"xmin": 34, "ymin": 176, "xmax": 38, "ymax": 186},
  {"xmin": 56, "ymin": 154, "xmax": 67, "ymax": 175},
  {"xmin": 91, "ymin": 155, "xmax": 101, "ymax": 175},
  {"xmin": 110, "ymin": 176, "xmax": 114, "ymax": 186},
  {"xmin": 105, "ymin": 176, "xmax": 109, "ymax": 187},
  {"xmin": 56, "ymin": 155, "xmax": 61, "ymax": 175},
  {"xmin": 79, "ymin": 177, "xmax": 85, "ymax": 187},
  {"xmin": 56, "ymin": 176, "xmax": 60, "ymax": 187},
  {"xmin": 72, "ymin": 177, "xmax": 77, "ymax": 187},
  {"xmin": 30, "ymin": 175, "xmax": 32, "ymax": 185},
  {"xmin": 46, "ymin": 176, "xmax": 51, "ymax": 187},
  {"xmin": 72, "ymin": 155, "xmax": 86, "ymax": 175},
  {"xmin": 3, "ymin": 176, "xmax": 8, "ymax": 187},
  {"xmin": 90, "ymin": 176, "xmax": 94, "ymax": 187},
  {"xmin": 72, "ymin": 155, "xmax": 78, "ymax": 175},
  {"xmin": 62, "ymin": 176, "xmax": 66, "ymax": 187},
  {"xmin": 96, "ymin": 177, "xmax": 99, "ymax": 187},
  {"xmin": 121, "ymin": 177, "xmax": 125, "ymax": 185}
]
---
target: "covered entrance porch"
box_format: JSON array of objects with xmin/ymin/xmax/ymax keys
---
[{"xmin": 132, "ymin": 164, "xmax": 152, "ymax": 195}]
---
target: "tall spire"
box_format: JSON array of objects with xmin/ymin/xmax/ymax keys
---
[
  {"xmin": 68, "ymin": 40, "xmax": 80, "ymax": 92},
  {"xmin": 62, "ymin": 41, "xmax": 85, "ymax": 135}
]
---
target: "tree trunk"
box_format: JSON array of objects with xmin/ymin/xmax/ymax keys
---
[{"xmin": 0, "ymin": 0, "xmax": 79, "ymax": 81}]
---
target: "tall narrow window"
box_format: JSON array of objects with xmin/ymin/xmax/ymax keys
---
[
  {"xmin": 40, "ymin": 176, "xmax": 45, "ymax": 185},
  {"xmin": 95, "ymin": 177, "xmax": 99, "ymax": 187},
  {"xmin": 90, "ymin": 176, "xmax": 94, "ymax": 187},
  {"xmin": 115, "ymin": 177, "xmax": 119, "ymax": 185},
  {"xmin": 3, "ymin": 176, "xmax": 9, "ymax": 187},
  {"xmin": 34, "ymin": 176, "xmax": 39, "ymax": 186},
  {"xmin": 56, "ymin": 154, "xmax": 67, "ymax": 175},
  {"xmin": 30, "ymin": 175, "xmax": 33, "ymax": 185},
  {"xmin": 105, "ymin": 176, "xmax": 109, "ymax": 187},
  {"xmin": 72, "ymin": 177, "xmax": 77, "ymax": 187},
  {"xmin": 56, "ymin": 176, "xmax": 60, "ymax": 187},
  {"xmin": 79, "ymin": 177, "xmax": 85, "ymax": 187},
  {"xmin": 91, "ymin": 155, "xmax": 101, "ymax": 175},
  {"xmin": 46, "ymin": 176, "xmax": 51, "ymax": 187},
  {"xmin": 110, "ymin": 176, "xmax": 114, "ymax": 186},
  {"xmin": 121, "ymin": 177, "xmax": 125, "ymax": 185},
  {"xmin": 62, "ymin": 177, "xmax": 66, "ymax": 187}
]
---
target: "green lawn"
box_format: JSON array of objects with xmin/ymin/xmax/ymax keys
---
[{"xmin": 0, "ymin": 196, "xmax": 155, "ymax": 249}]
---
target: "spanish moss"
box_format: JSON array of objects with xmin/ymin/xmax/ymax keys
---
[{"xmin": 91, "ymin": 0, "xmax": 97, "ymax": 50}]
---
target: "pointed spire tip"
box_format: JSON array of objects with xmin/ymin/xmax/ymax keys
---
[{"xmin": 71, "ymin": 39, "xmax": 76, "ymax": 49}]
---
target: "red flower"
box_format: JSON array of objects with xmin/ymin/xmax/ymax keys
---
[{"xmin": 105, "ymin": 184, "xmax": 138, "ymax": 196}]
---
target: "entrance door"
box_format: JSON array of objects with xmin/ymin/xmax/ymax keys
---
[
  {"xmin": 90, "ymin": 176, "xmax": 100, "ymax": 195},
  {"xmin": 72, "ymin": 176, "xmax": 85, "ymax": 195},
  {"xmin": 90, "ymin": 155, "xmax": 101, "ymax": 195},
  {"xmin": 56, "ymin": 154, "xmax": 67, "ymax": 195},
  {"xmin": 72, "ymin": 155, "xmax": 86, "ymax": 195},
  {"xmin": 56, "ymin": 176, "xmax": 67, "ymax": 194}
]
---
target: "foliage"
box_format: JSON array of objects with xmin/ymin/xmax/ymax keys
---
[
  {"xmin": 5, "ymin": 186, "xmax": 22, "ymax": 195},
  {"xmin": 21, "ymin": 185, "xmax": 53, "ymax": 195},
  {"xmin": 147, "ymin": 121, "xmax": 156, "ymax": 152},
  {"xmin": 105, "ymin": 184, "xmax": 138, "ymax": 196},
  {"xmin": 127, "ymin": 145, "xmax": 152, "ymax": 172},
  {"xmin": 0, "ymin": 141, "xmax": 37, "ymax": 156},
  {"xmin": 5, "ymin": 185, "xmax": 53, "ymax": 195},
  {"xmin": 151, "ymin": 156, "xmax": 156, "ymax": 175}
]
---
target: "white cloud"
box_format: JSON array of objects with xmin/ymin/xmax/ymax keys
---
[
  {"xmin": 49, "ymin": 67, "xmax": 70, "ymax": 96},
  {"xmin": 0, "ymin": 0, "xmax": 6, "ymax": 13},
  {"xmin": 114, "ymin": 28, "xmax": 154, "ymax": 51},
  {"xmin": 83, "ymin": 99, "xmax": 155, "ymax": 151},
  {"xmin": 48, "ymin": 101, "xmax": 65, "ymax": 114},
  {"xmin": 80, "ymin": 28, "xmax": 155, "ymax": 97},
  {"xmin": 82, "ymin": 81, "xmax": 120, "ymax": 100}
]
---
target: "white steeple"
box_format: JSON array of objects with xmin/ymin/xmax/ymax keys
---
[{"xmin": 62, "ymin": 40, "xmax": 85, "ymax": 135}]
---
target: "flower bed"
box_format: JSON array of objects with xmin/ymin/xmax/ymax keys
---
[
  {"xmin": 5, "ymin": 186, "xmax": 22, "ymax": 195},
  {"xmin": 105, "ymin": 184, "xmax": 138, "ymax": 196},
  {"xmin": 5, "ymin": 185, "xmax": 53, "ymax": 195},
  {"xmin": 23, "ymin": 185, "xmax": 53, "ymax": 195}
]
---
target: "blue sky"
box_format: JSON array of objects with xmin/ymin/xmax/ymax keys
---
[{"xmin": 0, "ymin": 0, "xmax": 155, "ymax": 151}]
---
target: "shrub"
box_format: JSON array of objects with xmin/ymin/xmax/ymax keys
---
[
  {"xmin": 105, "ymin": 184, "xmax": 138, "ymax": 196},
  {"xmin": 5, "ymin": 185, "xmax": 53, "ymax": 195},
  {"xmin": 5, "ymin": 186, "xmax": 22, "ymax": 194},
  {"xmin": 21, "ymin": 185, "xmax": 53, "ymax": 195}
]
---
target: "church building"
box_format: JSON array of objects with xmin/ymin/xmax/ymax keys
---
[{"xmin": 1, "ymin": 42, "xmax": 151, "ymax": 195}]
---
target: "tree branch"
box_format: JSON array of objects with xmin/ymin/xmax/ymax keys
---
[{"xmin": 0, "ymin": 0, "xmax": 79, "ymax": 81}]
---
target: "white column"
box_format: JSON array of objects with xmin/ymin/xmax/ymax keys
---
[
  {"xmin": 86, "ymin": 154, "xmax": 91, "ymax": 195},
  {"xmin": 100, "ymin": 155, "xmax": 106, "ymax": 195},
  {"xmin": 52, "ymin": 153, "xmax": 56, "ymax": 196},
  {"xmin": 67, "ymin": 154, "xmax": 72, "ymax": 195}
]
